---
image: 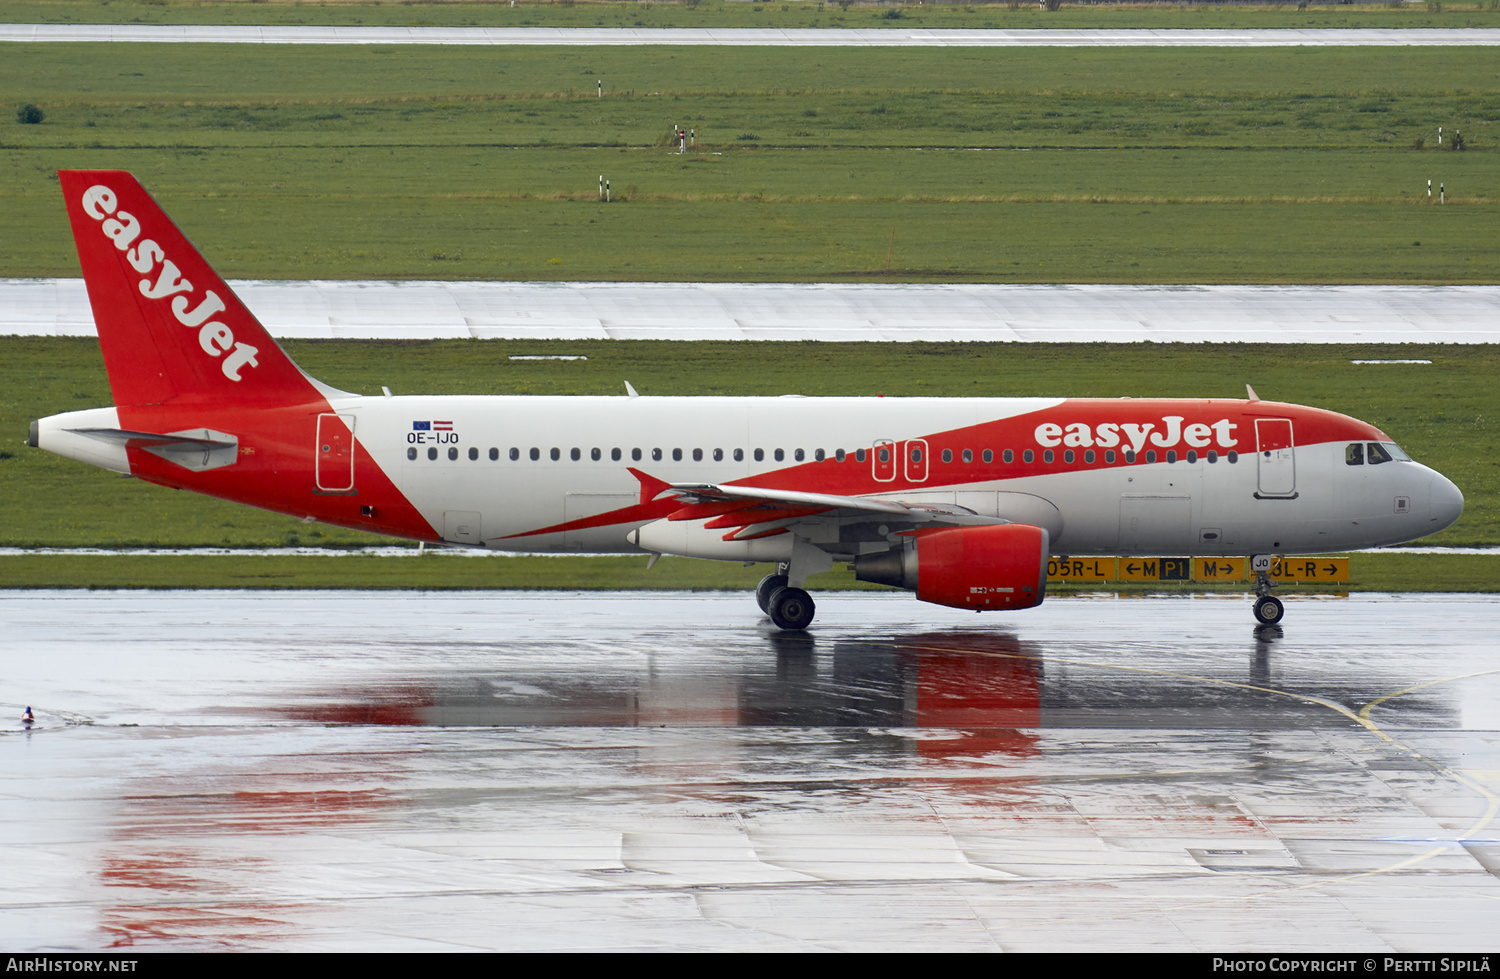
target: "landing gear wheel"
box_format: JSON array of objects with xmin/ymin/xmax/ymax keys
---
[
  {"xmin": 1253, "ymin": 595, "xmax": 1285, "ymax": 625},
  {"xmin": 756, "ymin": 574, "xmax": 789, "ymax": 613},
  {"xmin": 768, "ymin": 586, "xmax": 815, "ymax": 631}
]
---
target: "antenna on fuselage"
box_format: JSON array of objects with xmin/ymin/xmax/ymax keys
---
[
  {"xmin": 624, "ymin": 380, "xmax": 639, "ymax": 399},
  {"xmin": 1246, "ymin": 384, "xmax": 1261, "ymax": 402}
]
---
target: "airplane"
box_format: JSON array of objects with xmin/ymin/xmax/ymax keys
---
[{"xmin": 29, "ymin": 170, "xmax": 1465, "ymax": 630}]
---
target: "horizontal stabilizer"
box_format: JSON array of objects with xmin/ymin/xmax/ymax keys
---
[{"xmin": 72, "ymin": 426, "xmax": 239, "ymax": 472}]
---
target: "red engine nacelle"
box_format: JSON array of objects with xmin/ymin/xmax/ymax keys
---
[{"xmin": 854, "ymin": 524, "xmax": 1050, "ymax": 612}]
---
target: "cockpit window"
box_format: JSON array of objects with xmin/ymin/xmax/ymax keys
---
[
  {"xmin": 1345, "ymin": 443, "xmax": 1364, "ymax": 466},
  {"xmin": 1367, "ymin": 442, "xmax": 1393, "ymax": 465},
  {"xmin": 1383, "ymin": 442, "xmax": 1411, "ymax": 461}
]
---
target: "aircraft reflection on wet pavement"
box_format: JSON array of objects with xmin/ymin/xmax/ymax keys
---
[{"xmin": 257, "ymin": 627, "xmax": 1455, "ymax": 746}]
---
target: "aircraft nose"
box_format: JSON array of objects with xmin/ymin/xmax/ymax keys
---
[{"xmin": 1428, "ymin": 470, "xmax": 1464, "ymax": 533}]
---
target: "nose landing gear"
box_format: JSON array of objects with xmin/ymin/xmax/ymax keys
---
[
  {"xmin": 1250, "ymin": 555, "xmax": 1284, "ymax": 624},
  {"xmin": 1253, "ymin": 593, "xmax": 1285, "ymax": 625}
]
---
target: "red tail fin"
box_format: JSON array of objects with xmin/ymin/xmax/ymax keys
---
[{"xmin": 59, "ymin": 170, "xmax": 326, "ymax": 408}]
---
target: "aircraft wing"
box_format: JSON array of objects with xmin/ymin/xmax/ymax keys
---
[{"xmin": 657, "ymin": 481, "xmax": 1008, "ymax": 543}]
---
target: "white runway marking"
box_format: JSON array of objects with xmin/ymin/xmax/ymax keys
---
[
  {"xmin": 7, "ymin": 279, "xmax": 1499, "ymax": 343},
  {"xmin": 4, "ymin": 25, "xmax": 1500, "ymax": 46}
]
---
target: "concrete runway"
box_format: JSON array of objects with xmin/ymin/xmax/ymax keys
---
[
  {"xmin": 4, "ymin": 589, "xmax": 1498, "ymax": 951},
  {"xmin": 9, "ymin": 280, "xmax": 1499, "ymax": 343},
  {"xmin": 4, "ymin": 25, "xmax": 1500, "ymax": 46}
]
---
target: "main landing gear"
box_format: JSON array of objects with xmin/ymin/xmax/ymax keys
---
[
  {"xmin": 756, "ymin": 562, "xmax": 817, "ymax": 631},
  {"xmin": 1251, "ymin": 555, "xmax": 1285, "ymax": 625}
]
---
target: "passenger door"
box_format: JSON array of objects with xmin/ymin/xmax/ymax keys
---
[{"xmin": 1254, "ymin": 418, "xmax": 1296, "ymax": 498}]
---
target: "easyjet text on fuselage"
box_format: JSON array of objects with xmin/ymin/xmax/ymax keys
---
[{"xmin": 1034, "ymin": 416, "xmax": 1239, "ymax": 453}]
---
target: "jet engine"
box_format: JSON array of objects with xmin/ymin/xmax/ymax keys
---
[{"xmin": 854, "ymin": 523, "xmax": 1049, "ymax": 612}]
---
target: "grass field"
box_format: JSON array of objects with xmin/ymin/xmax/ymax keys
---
[
  {"xmin": 7, "ymin": 0, "xmax": 1500, "ymax": 31},
  {"xmin": 2, "ymin": 44, "xmax": 1497, "ymax": 282}
]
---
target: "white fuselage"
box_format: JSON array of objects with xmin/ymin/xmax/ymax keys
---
[{"xmin": 323, "ymin": 393, "xmax": 1462, "ymax": 560}]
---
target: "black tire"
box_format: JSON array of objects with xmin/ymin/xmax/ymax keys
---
[
  {"xmin": 756, "ymin": 574, "xmax": 789, "ymax": 613},
  {"xmin": 1253, "ymin": 595, "xmax": 1285, "ymax": 625},
  {"xmin": 768, "ymin": 586, "xmax": 816, "ymax": 631}
]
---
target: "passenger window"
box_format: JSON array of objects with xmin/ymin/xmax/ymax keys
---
[
  {"xmin": 814, "ymin": 449, "xmax": 825, "ymax": 461},
  {"xmin": 1165, "ymin": 451, "xmax": 1176, "ymax": 464},
  {"xmin": 713, "ymin": 448, "xmax": 723, "ymax": 462},
  {"xmin": 469, "ymin": 447, "xmax": 479, "ymax": 461},
  {"xmin": 652, "ymin": 448, "xmax": 663, "ymax": 462},
  {"xmin": 673, "ymin": 448, "xmax": 683, "ymax": 462},
  {"xmin": 910, "ymin": 447, "xmax": 922, "ymax": 463},
  {"xmin": 428, "ymin": 447, "xmax": 438, "ymax": 461},
  {"xmin": 1227, "ymin": 451, "xmax": 1239, "ymax": 463},
  {"xmin": 448, "ymin": 447, "xmax": 458, "ymax": 461},
  {"xmin": 942, "ymin": 449, "xmax": 953, "ymax": 463},
  {"xmin": 550, "ymin": 448, "xmax": 560, "ymax": 461},
  {"xmin": 591, "ymin": 448, "xmax": 601, "ymax": 461},
  {"xmin": 1368, "ymin": 442, "xmax": 1393, "ymax": 465},
  {"xmin": 1206, "ymin": 451, "xmax": 1216, "ymax": 463},
  {"xmin": 1146, "ymin": 451, "xmax": 1157, "ymax": 464},
  {"xmin": 856, "ymin": 449, "xmax": 867, "ymax": 463},
  {"xmin": 1000, "ymin": 450, "xmax": 1009, "ymax": 464},
  {"xmin": 632, "ymin": 448, "xmax": 642, "ymax": 462},
  {"xmin": 962, "ymin": 449, "xmax": 972, "ymax": 463},
  {"xmin": 1043, "ymin": 450, "xmax": 1054, "ymax": 463},
  {"xmin": 1024, "ymin": 450, "xmax": 1034, "ymax": 463},
  {"xmin": 774, "ymin": 449, "xmax": 785, "ymax": 462},
  {"xmin": 570, "ymin": 447, "xmax": 581, "ymax": 461},
  {"xmin": 530, "ymin": 447, "xmax": 540, "ymax": 461},
  {"xmin": 1346, "ymin": 443, "xmax": 1364, "ymax": 466},
  {"xmin": 407, "ymin": 447, "xmax": 417, "ymax": 461},
  {"xmin": 509, "ymin": 447, "xmax": 519, "ymax": 461},
  {"xmin": 755, "ymin": 449, "xmax": 765, "ymax": 462},
  {"xmin": 1085, "ymin": 450, "xmax": 1095, "ymax": 464},
  {"xmin": 735, "ymin": 448, "xmax": 745, "ymax": 462},
  {"xmin": 1064, "ymin": 450, "xmax": 1075, "ymax": 464},
  {"xmin": 1186, "ymin": 451, "xmax": 1197, "ymax": 464},
  {"xmin": 1125, "ymin": 450, "xmax": 1136, "ymax": 463},
  {"xmin": 491, "ymin": 448, "xmax": 500, "ymax": 461},
  {"xmin": 612, "ymin": 448, "xmax": 622, "ymax": 462},
  {"xmin": 1105, "ymin": 450, "xmax": 1116, "ymax": 464},
  {"xmin": 835, "ymin": 449, "xmax": 846, "ymax": 462},
  {"xmin": 877, "ymin": 447, "xmax": 890, "ymax": 463}
]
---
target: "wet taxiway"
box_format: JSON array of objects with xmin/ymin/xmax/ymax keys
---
[{"xmin": 3, "ymin": 590, "xmax": 1498, "ymax": 951}]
